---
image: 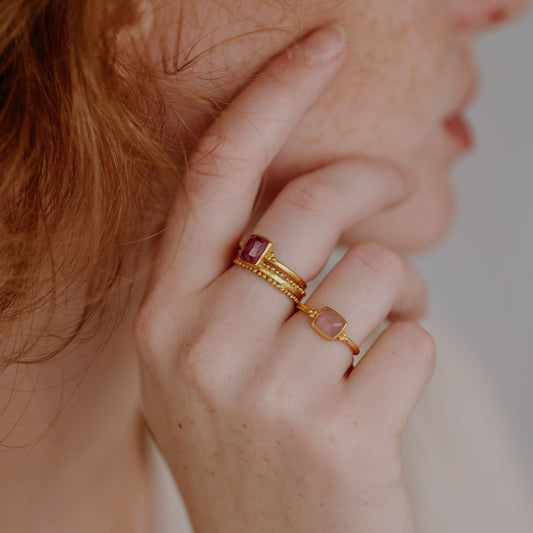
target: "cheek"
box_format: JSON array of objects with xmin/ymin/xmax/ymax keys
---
[{"xmin": 266, "ymin": 2, "xmax": 453, "ymax": 182}]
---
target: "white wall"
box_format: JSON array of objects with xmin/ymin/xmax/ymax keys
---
[{"xmin": 413, "ymin": 9, "xmax": 533, "ymax": 482}]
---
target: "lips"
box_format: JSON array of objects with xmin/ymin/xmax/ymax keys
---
[
  {"xmin": 443, "ymin": 114, "xmax": 473, "ymax": 148},
  {"xmin": 441, "ymin": 77, "xmax": 479, "ymax": 149}
]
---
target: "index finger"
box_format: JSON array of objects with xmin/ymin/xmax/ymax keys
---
[{"xmin": 156, "ymin": 26, "xmax": 347, "ymax": 293}]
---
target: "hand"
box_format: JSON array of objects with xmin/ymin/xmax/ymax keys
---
[{"xmin": 134, "ymin": 26, "xmax": 434, "ymax": 532}]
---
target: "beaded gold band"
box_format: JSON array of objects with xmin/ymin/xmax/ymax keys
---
[
  {"xmin": 233, "ymin": 257, "xmax": 305, "ymax": 303},
  {"xmin": 261, "ymin": 251, "xmax": 306, "ymax": 290},
  {"xmin": 296, "ymin": 303, "xmax": 360, "ymax": 356},
  {"xmin": 233, "ymin": 234, "xmax": 307, "ymax": 304}
]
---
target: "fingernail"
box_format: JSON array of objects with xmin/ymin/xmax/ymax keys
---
[{"xmin": 299, "ymin": 25, "xmax": 346, "ymax": 64}]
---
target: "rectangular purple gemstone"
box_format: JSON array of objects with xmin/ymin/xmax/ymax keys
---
[{"xmin": 240, "ymin": 235, "xmax": 269, "ymax": 265}]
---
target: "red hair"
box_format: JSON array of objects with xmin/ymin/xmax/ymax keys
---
[{"xmin": 0, "ymin": 0, "xmax": 182, "ymax": 364}]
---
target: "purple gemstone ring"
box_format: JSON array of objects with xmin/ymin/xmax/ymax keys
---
[
  {"xmin": 296, "ymin": 303, "xmax": 360, "ymax": 357},
  {"xmin": 233, "ymin": 234, "xmax": 307, "ymax": 304}
]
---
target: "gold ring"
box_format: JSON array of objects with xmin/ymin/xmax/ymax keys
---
[
  {"xmin": 296, "ymin": 302, "xmax": 360, "ymax": 355},
  {"xmin": 233, "ymin": 234, "xmax": 307, "ymax": 303}
]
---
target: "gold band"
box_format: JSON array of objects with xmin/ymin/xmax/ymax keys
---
[
  {"xmin": 296, "ymin": 302, "xmax": 360, "ymax": 356},
  {"xmin": 263, "ymin": 252, "xmax": 306, "ymax": 290},
  {"xmin": 233, "ymin": 234, "xmax": 307, "ymax": 304},
  {"xmin": 233, "ymin": 258, "xmax": 305, "ymax": 303}
]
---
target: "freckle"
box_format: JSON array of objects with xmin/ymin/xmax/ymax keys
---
[
  {"xmin": 276, "ymin": 440, "xmax": 281, "ymax": 445},
  {"xmin": 353, "ymin": 420, "xmax": 358, "ymax": 427},
  {"xmin": 320, "ymin": 503, "xmax": 324, "ymax": 508},
  {"xmin": 299, "ymin": 493, "xmax": 303, "ymax": 498},
  {"xmin": 211, "ymin": 471, "xmax": 216, "ymax": 477},
  {"xmin": 489, "ymin": 8, "xmax": 506, "ymax": 23},
  {"xmin": 328, "ymin": 434, "xmax": 336, "ymax": 444},
  {"xmin": 264, "ymin": 456, "xmax": 270, "ymax": 464},
  {"xmin": 242, "ymin": 423, "xmax": 247, "ymax": 429},
  {"xmin": 392, "ymin": 351, "xmax": 397, "ymax": 355},
  {"xmin": 259, "ymin": 473, "xmax": 264, "ymax": 478},
  {"xmin": 184, "ymin": 466, "xmax": 189, "ymax": 471},
  {"xmin": 365, "ymin": 501, "xmax": 369, "ymax": 506},
  {"xmin": 178, "ymin": 423, "xmax": 183, "ymax": 428},
  {"xmin": 213, "ymin": 452, "xmax": 218, "ymax": 457}
]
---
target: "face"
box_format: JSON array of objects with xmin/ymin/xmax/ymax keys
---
[{"xmin": 149, "ymin": 0, "xmax": 530, "ymax": 253}]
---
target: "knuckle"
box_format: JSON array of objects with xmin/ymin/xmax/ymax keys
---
[
  {"xmin": 133, "ymin": 292, "xmax": 188, "ymax": 364},
  {"xmin": 188, "ymin": 133, "xmax": 247, "ymax": 188},
  {"xmin": 179, "ymin": 347, "xmax": 224, "ymax": 408},
  {"xmin": 282, "ymin": 176, "xmax": 338, "ymax": 218},
  {"xmin": 189, "ymin": 133, "xmax": 223, "ymax": 171},
  {"xmin": 179, "ymin": 349, "xmax": 212, "ymax": 393},
  {"xmin": 178, "ymin": 334, "xmax": 242, "ymax": 411},
  {"xmin": 134, "ymin": 296, "xmax": 241, "ymax": 412},
  {"xmin": 389, "ymin": 320, "xmax": 437, "ymax": 374},
  {"xmin": 350, "ymin": 241, "xmax": 404, "ymax": 278}
]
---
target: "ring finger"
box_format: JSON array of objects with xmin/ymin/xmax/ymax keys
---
[{"xmin": 279, "ymin": 241, "xmax": 427, "ymax": 384}]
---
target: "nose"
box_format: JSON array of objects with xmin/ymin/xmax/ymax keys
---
[{"xmin": 452, "ymin": 0, "xmax": 531, "ymax": 32}]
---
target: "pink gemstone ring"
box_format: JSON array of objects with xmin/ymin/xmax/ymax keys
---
[{"xmin": 296, "ymin": 303, "xmax": 360, "ymax": 356}]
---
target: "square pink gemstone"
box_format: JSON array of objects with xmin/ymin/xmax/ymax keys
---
[
  {"xmin": 313, "ymin": 307, "xmax": 346, "ymax": 340},
  {"xmin": 239, "ymin": 235, "xmax": 269, "ymax": 265}
]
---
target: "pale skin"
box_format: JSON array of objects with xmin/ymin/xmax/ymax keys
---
[
  {"xmin": 0, "ymin": 1, "xmax": 530, "ymax": 532},
  {"xmin": 136, "ymin": 27, "xmax": 431, "ymax": 532}
]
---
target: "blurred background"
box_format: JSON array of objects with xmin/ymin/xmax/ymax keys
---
[{"xmin": 414, "ymin": 9, "xmax": 533, "ymax": 482}]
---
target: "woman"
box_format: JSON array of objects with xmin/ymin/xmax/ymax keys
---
[{"xmin": 1, "ymin": 0, "xmax": 532, "ymax": 531}]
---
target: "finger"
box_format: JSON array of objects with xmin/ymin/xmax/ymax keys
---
[
  {"xmin": 344, "ymin": 320, "xmax": 436, "ymax": 437},
  {"xmin": 156, "ymin": 26, "xmax": 347, "ymax": 293},
  {"xmin": 280, "ymin": 241, "xmax": 428, "ymax": 383},
  {"xmin": 224, "ymin": 157, "xmax": 415, "ymax": 323}
]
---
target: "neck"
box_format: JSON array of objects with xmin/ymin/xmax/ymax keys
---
[
  {"xmin": 0, "ymin": 422, "xmax": 151, "ymax": 533},
  {"xmin": 0, "ymin": 302, "xmax": 153, "ymax": 532}
]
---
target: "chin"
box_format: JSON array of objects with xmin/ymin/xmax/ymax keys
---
[{"xmin": 339, "ymin": 172, "xmax": 457, "ymax": 255}]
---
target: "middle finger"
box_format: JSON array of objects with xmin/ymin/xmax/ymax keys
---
[{"xmin": 226, "ymin": 156, "xmax": 416, "ymax": 324}]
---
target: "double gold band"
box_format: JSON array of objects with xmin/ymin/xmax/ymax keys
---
[{"xmin": 233, "ymin": 234, "xmax": 306, "ymax": 303}]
